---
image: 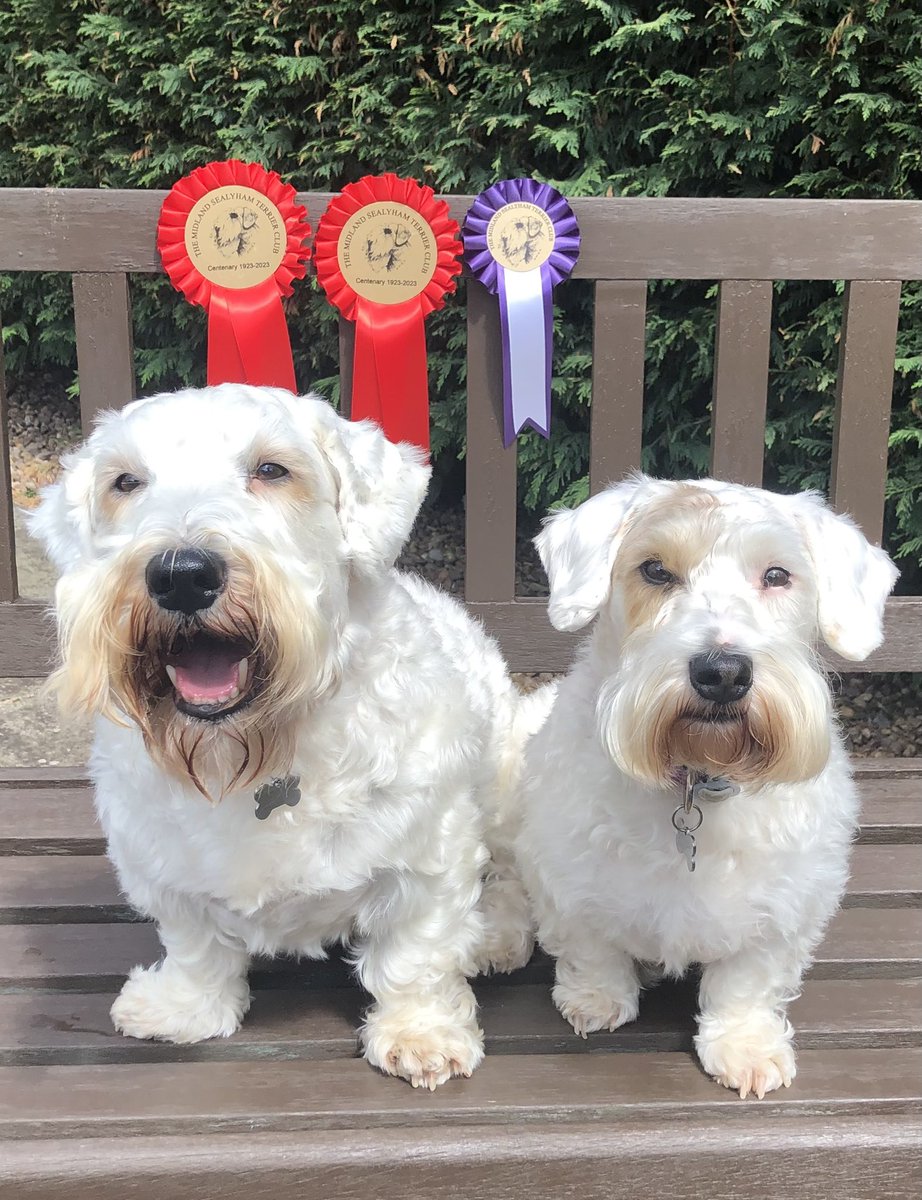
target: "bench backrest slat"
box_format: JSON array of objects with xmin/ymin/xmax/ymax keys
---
[
  {"xmin": 465, "ymin": 279, "xmax": 517, "ymax": 602},
  {"xmin": 830, "ymin": 280, "xmax": 902, "ymax": 543},
  {"xmin": 337, "ymin": 316, "xmax": 355, "ymax": 420},
  {"xmin": 589, "ymin": 280, "xmax": 646, "ymax": 495},
  {"xmin": 73, "ymin": 273, "xmax": 136, "ymax": 432},
  {"xmin": 710, "ymin": 279, "xmax": 773, "ymax": 486},
  {"xmin": 0, "ymin": 319, "xmax": 17, "ymax": 602}
]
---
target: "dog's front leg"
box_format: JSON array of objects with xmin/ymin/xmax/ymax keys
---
[
  {"xmin": 544, "ymin": 924, "xmax": 641, "ymax": 1038},
  {"xmin": 354, "ymin": 869, "xmax": 485, "ymax": 1090},
  {"xmin": 110, "ymin": 900, "xmax": 251, "ymax": 1044},
  {"xmin": 695, "ymin": 939, "xmax": 808, "ymax": 1099}
]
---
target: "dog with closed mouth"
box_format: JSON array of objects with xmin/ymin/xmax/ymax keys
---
[
  {"xmin": 30, "ymin": 383, "xmax": 532, "ymax": 1089},
  {"xmin": 516, "ymin": 475, "xmax": 898, "ymax": 1098}
]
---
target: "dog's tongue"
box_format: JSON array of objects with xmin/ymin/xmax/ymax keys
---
[{"xmin": 170, "ymin": 643, "xmax": 242, "ymax": 703}]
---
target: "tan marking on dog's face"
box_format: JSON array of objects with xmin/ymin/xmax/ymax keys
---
[
  {"xmin": 95, "ymin": 464, "xmax": 147, "ymax": 527},
  {"xmin": 245, "ymin": 443, "xmax": 316, "ymax": 516},
  {"xmin": 614, "ymin": 487, "xmax": 723, "ymax": 633}
]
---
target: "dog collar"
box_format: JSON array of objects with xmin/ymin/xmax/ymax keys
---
[
  {"xmin": 670, "ymin": 768, "xmax": 740, "ymax": 873},
  {"xmin": 254, "ymin": 775, "xmax": 301, "ymax": 820}
]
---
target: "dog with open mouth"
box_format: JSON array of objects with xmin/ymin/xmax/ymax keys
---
[
  {"xmin": 29, "ymin": 384, "xmax": 533, "ymax": 1089},
  {"xmin": 516, "ymin": 475, "xmax": 898, "ymax": 1098}
]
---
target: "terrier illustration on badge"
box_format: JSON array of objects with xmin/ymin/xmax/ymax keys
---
[
  {"xmin": 515, "ymin": 475, "xmax": 897, "ymax": 1098},
  {"xmin": 212, "ymin": 207, "xmax": 259, "ymax": 258},
  {"xmin": 365, "ymin": 224, "xmax": 412, "ymax": 273},
  {"xmin": 30, "ymin": 384, "xmax": 534, "ymax": 1090},
  {"xmin": 499, "ymin": 216, "xmax": 546, "ymax": 267}
]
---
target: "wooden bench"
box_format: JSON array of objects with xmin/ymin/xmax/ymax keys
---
[{"xmin": 0, "ymin": 191, "xmax": 920, "ymax": 1196}]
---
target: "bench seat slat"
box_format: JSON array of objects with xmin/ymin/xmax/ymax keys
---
[
  {"xmin": 1, "ymin": 779, "xmax": 916, "ymax": 854},
  {"xmin": 1, "ymin": 978, "xmax": 919, "ymax": 1068},
  {"xmin": 2, "ymin": 846, "xmax": 915, "ymax": 924},
  {"xmin": 1, "ymin": 907, "xmax": 918, "ymax": 990},
  {"xmin": 0, "ymin": 1048, "xmax": 919, "ymax": 1139},
  {"xmin": 4, "ymin": 1117, "xmax": 922, "ymax": 1199}
]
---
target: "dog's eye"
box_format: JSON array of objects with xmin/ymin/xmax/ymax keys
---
[
  {"xmin": 763, "ymin": 566, "xmax": 791, "ymax": 589},
  {"xmin": 639, "ymin": 559, "xmax": 675, "ymax": 586},
  {"xmin": 253, "ymin": 462, "xmax": 289, "ymax": 482},
  {"xmin": 113, "ymin": 473, "xmax": 144, "ymax": 494}
]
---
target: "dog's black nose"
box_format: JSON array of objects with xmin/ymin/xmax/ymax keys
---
[
  {"xmin": 689, "ymin": 652, "xmax": 753, "ymax": 705},
  {"xmin": 145, "ymin": 549, "xmax": 226, "ymax": 614}
]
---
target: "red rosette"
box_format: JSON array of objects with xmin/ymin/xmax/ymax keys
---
[
  {"xmin": 314, "ymin": 173, "xmax": 462, "ymax": 451},
  {"xmin": 157, "ymin": 159, "xmax": 310, "ymax": 392}
]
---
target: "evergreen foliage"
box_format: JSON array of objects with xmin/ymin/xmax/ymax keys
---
[{"xmin": 1, "ymin": 1, "xmax": 920, "ymax": 574}]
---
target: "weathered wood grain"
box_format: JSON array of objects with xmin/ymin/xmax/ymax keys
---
[
  {"xmin": 710, "ymin": 280, "xmax": 773, "ymax": 485},
  {"xmin": 4, "ymin": 191, "xmax": 922, "ymax": 280},
  {"xmin": 830, "ymin": 281, "xmax": 902, "ymax": 540},
  {"xmin": 0, "ymin": 779, "xmax": 915, "ymax": 854},
  {"xmin": 589, "ymin": 281, "xmax": 646, "ymax": 493},
  {"xmin": 72, "ymin": 273, "xmax": 136, "ymax": 431},
  {"xmin": 465, "ymin": 279, "xmax": 517, "ymax": 601},
  {"xmin": 0, "ymin": 1048, "xmax": 919, "ymax": 1139},
  {"xmin": 1, "ymin": 977, "xmax": 919, "ymax": 1068}
]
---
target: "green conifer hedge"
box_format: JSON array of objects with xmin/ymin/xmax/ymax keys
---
[{"xmin": 1, "ymin": 1, "xmax": 920, "ymax": 573}]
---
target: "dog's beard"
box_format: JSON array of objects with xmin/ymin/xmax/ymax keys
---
[
  {"xmin": 48, "ymin": 546, "xmax": 342, "ymax": 799},
  {"xmin": 596, "ymin": 646, "xmax": 832, "ymax": 789}
]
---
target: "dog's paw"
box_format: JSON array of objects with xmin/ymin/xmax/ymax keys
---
[
  {"xmin": 111, "ymin": 964, "xmax": 249, "ymax": 1044},
  {"xmin": 696, "ymin": 1020, "xmax": 796, "ymax": 1099},
  {"xmin": 473, "ymin": 919, "xmax": 535, "ymax": 976},
  {"xmin": 362, "ymin": 1004, "xmax": 484, "ymax": 1090},
  {"xmin": 474, "ymin": 873, "xmax": 536, "ymax": 976},
  {"xmin": 552, "ymin": 979, "xmax": 640, "ymax": 1039}
]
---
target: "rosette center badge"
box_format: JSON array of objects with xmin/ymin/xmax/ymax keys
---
[
  {"xmin": 337, "ymin": 202, "xmax": 438, "ymax": 304},
  {"xmin": 183, "ymin": 186, "xmax": 288, "ymax": 289},
  {"xmin": 486, "ymin": 202, "xmax": 556, "ymax": 274}
]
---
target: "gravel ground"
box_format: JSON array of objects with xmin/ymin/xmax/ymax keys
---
[{"xmin": 2, "ymin": 374, "xmax": 920, "ymax": 765}]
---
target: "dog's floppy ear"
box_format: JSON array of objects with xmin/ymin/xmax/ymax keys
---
[
  {"xmin": 536, "ymin": 476, "xmax": 648, "ymax": 632},
  {"xmin": 314, "ymin": 404, "xmax": 431, "ymax": 574},
  {"xmin": 787, "ymin": 492, "xmax": 898, "ymax": 661},
  {"xmin": 26, "ymin": 446, "xmax": 96, "ymax": 576}
]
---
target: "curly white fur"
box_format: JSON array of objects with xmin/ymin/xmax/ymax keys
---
[
  {"xmin": 517, "ymin": 475, "xmax": 898, "ymax": 1099},
  {"xmin": 30, "ymin": 384, "xmax": 532, "ymax": 1089}
]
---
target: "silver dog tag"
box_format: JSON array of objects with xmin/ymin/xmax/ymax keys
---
[
  {"xmin": 674, "ymin": 825, "xmax": 697, "ymax": 872},
  {"xmin": 671, "ymin": 804, "xmax": 702, "ymax": 873},
  {"xmin": 254, "ymin": 776, "xmax": 301, "ymax": 820}
]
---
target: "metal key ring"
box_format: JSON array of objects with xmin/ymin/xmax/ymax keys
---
[{"xmin": 671, "ymin": 803, "xmax": 703, "ymax": 834}]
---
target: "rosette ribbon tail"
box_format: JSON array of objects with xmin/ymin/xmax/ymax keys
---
[
  {"xmin": 497, "ymin": 266, "xmax": 554, "ymax": 446},
  {"xmin": 208, "ymin": 281, "xmax": 297, "ymax": 393},
  {"xmin": 353, "ymin": 298, "xmax": 430, "ymax": 452}
]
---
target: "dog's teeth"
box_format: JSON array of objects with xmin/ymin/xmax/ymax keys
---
[
  {"xmin": 165, "ymin": 665, "xmax": 177, "ymax": 686},
  {"xmin": 237, "ymin": 658, "xmax": 249, "ymax": 690}
]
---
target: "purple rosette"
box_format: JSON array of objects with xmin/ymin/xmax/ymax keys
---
[{"xmin": 462, "ymin": 179, "xmax": 580, "ymax": 445}]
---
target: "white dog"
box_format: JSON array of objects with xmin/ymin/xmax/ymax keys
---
[
  {"xmin": 30, "ymin": 384, "xmax": 530, "ymax": 1089},
  {"xmin": 517, "ymin": 475, "xmax": 898, "ymax": 1098}
]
